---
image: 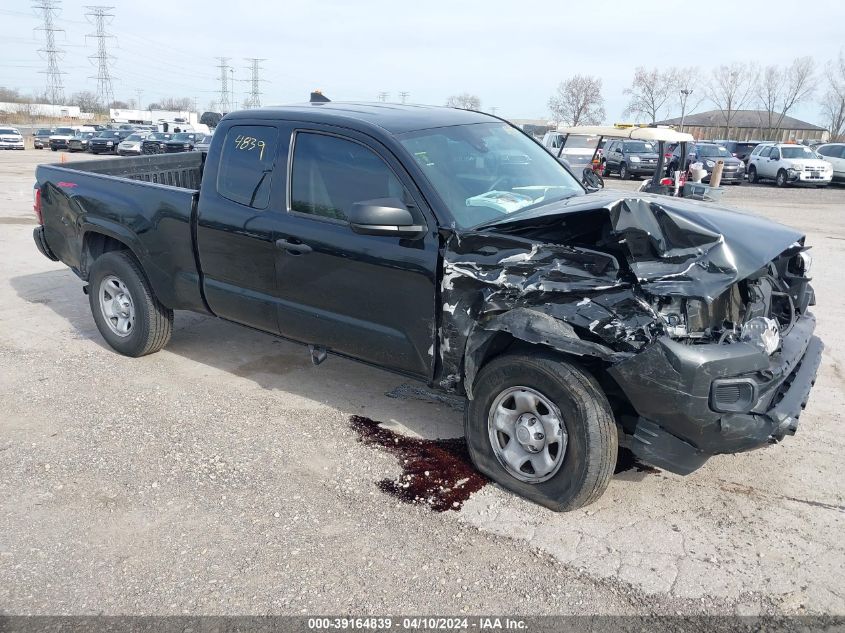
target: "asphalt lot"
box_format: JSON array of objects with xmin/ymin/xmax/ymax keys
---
[{"xmin": 1, "ymin": 149, "xmax": 843, "ymax": 617}]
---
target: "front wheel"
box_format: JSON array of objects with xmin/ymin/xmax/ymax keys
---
[
  {"xmin": 776, "ymin": 169, "xmax": 788, "ymax": 188},
  {"xmin": 88, "ymin": 251, "xmax": 173, "ymax": 357},
  {"xmin": 465, "ymin": 352, "xmax": 618, "ymax": 511},
  {"xmin": 748, "ymin": 165, "xmax": 758, "ymax": 183}
]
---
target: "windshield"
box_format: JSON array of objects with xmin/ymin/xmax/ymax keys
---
[
  {"xmin": 698, "ymin": 145, "xmax": 730, "ymax": 157},
  {"xmin": 399, "ymin": 122, "xmax": 583, "ymax": 229},
  {"xmin": 623, "ymin": 141, "xmax": 655, "ymax": 153},
  {"xmin": 55, "ymin": 128, "xmax": 75, "ymax": 135},
  {"xmin": 561, "ymin": 135, "xmax": 600, "ymax": 150},
  {"xmin": 0, "ymin": 128, "xmax": 19, "ymax": 135},
  {"xmin": 781, "ymin": 146, "xmax": 816, "ymax": 159},
  {"xmin": 148, "ymin": 133, "xmax": 171, "ymax": 140},
  {"xmin": 97, "ymin": 131, "xmax": 121, "ymax": 138},
  {"xmin": 125, "ymin": 134, "xmax": 144, "ymax": 141},
  {"xmin": 172, "ymin": 133, "xmax": 193, "ymax": 141},
  {"xmin": 36, "ymin": 129, "xmax": 52, "ymax": 135}
]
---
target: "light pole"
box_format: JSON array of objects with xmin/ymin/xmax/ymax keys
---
[{"xmin": 679, "ymin": 89, "xmax": 693, "ymax": 130}]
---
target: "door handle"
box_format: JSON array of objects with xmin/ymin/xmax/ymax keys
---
[{"xmin": 275, "ymin": 238, "xmax": 313, "ymax": 255}]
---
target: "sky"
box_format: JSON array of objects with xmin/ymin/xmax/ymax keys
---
[{"xmin": 2, "ymin": 0, "xmax": 843, "ymax": 124}]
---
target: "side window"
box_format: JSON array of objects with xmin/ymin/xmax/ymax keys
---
[
  {"xmin": 770, "ymin": 147, "xmax": 780, "ymax": 160},
  {"xmin": 216, "ymin": 125, "xmax": 278, "ymax": 209},
  {"xmin": 817, "ymin": 146, "xmax": 831, "ymax": 157},
  {"xmin": 290, "ymin": 132, "xmax": 408, "ymax": 222},
  {"xmin": 759, "ymin": 146, "xmax": 772, "ymax": 158}
]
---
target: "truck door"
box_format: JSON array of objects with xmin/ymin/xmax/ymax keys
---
[
  {"xmin": 195, "ymin": 121, "xmax": 290, "ymax": 333},
  {"xmin": 272, "ymin": 127, "xmax": 439, "ymax": 379}
]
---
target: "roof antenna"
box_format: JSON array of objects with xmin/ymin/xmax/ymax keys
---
[{"xmin": 310, "ymin": 90, "xmax": 330, "ymax": 103}]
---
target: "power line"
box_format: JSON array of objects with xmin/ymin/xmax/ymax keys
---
[
  {"xmin": 399, "ymin": 91, "xmax": 409, "ymax": 104},
  {"xmin": 377, "ymin": 91, "xmax": 388, "ymax": 102},
  {"xmin": 85, "ymin": 5, "xmax": 116, "ymax": 108},
  {"xmin": 215, "ymin": 56, "xmax": 231, "ymax": 113},
  {"xmin": 243, "ymin": 58, "xmax": 267, "ymax": 109},
  {"xmin": 32, "ymin": 0, "xmax": 66, "ymax": 104}
]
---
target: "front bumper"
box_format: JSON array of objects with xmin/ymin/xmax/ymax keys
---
[
  {"xmin": 609, "ymin": 313, "xmax": 823, "ymax": 474},
  {"xmin": 627, "ymin": 162, "xmax": 658, "ymax": 175},
  {"xmin": 49, "ymin": 140, "xmax": 69, "ymax": 149},
  {"xmin": 0, "ymin": 141, "xmax": 25, "ymax": 150},
  {"xmin": 788, "ymin": 170, "xmax": 832, "ymax": 184}
]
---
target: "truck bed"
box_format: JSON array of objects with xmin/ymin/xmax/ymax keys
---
[
  {"xmin": 57, "ymin": 152, "xmax": 204, "ymax": 189},
  {"xmin": 36, "ymin": 151, "xmax": 207, "ymax": 314}
]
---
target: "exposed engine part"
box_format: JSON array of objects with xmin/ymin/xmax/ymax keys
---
[{"xmin": 740, "ymin": 316, "xmax": 780, "ymax": 355}]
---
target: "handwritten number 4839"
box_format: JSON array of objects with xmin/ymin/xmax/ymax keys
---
[{"xmin": 233, "ymin": 135, "xmax": 266, "ymax": 160}]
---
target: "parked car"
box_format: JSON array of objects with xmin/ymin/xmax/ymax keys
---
[
  {"xmin": 163, "ymin": 132, "xmax": 203, "ymax": 153},
  {"xmin": 815, "ymin": 143, "xmax": 845, "ymax": 183},
  {"xmin": 117, "ymin": 132, "xmax": 150, "ymax": 156},
  {"xmin": 32, "ymin": 104, "xmax": 823, "ymax": 511},
  {"xmin": 669, "ymin": 143, "xmax": 745, "ymax": 184},
  {"xmin": 90, "ymin": 130, "xmax": 134, "ymax": 154},
  {"xmin": 194, "ymin": 134, "xmax": 212, "ymax": 153},
  {"xmin": 68, "ymin": 131, "xmax": 97, "ymax": 153},
  {"xmin": 747, "ymin": 142, "xmax": 833, "ymax": 187},
  {"xmin": 140, "ymin": 132, "xmax": 173, "ymax": 155},
  {"xmin": 33, "ymin": 128, "xmax": 54, "ymax": 149},
  {"xmin": 49, "ymin": 126, "xmax": 94, "ymax": 151},
  {"xmin": 710, "ymin": 140, "xmax": 759, "ymax": 166},
  {"xmin": 540, "ymin": 131, "xmax": 600, "ymax": 172},
  {"xmin": 0, "ymin": 127, "xmax": 25, "ymax": 150},
  {"xmin": 603, "ymin": 139, "xmax": 660, "ymax": 179}
]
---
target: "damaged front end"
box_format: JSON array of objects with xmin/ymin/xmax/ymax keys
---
[{"xmin": 438, "ymin": 193, "xmax": 823, "ymax": 475}]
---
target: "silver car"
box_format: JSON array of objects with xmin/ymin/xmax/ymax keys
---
[{"xmin": 116, "ymin": 132, "xmax": 150, "ymax": 156}]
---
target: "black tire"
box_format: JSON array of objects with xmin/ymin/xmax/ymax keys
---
[
  {"xmin": 465, "ymin": 351, "xmax": 618, "ymax": 511},
  {"xmin": 88, "ymin": 251, "xmax": 173, "ymax": 357},
  {"xmin": 748, "ymin": 165, "xmax": 758, "ymax": 184},
  {"xmin": 776, "ymin": 169, "xmax": 788, "ymax": 188},
  {"xmin": 51, "ymin": 147, "xmax": 57, "ymax": 152},
  {"xmin": 620, "ymin": 162, "xmax": 629, "ymax": 180}
]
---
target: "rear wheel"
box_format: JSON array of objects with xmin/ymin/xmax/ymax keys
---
[
  {"xmin": 776, "ymin": 169, "xmax": 788, "ymax": 187},
  {"xmin": 465, "ymin": 351, "xmax": 617, "ymax": 511},
  {"xmin": 88, "ymin": 251, "xmax": 173, "ymax": 357},
  {"xmin": 620, "ymin": 163, "xmax": 629, "ymax": 179}
]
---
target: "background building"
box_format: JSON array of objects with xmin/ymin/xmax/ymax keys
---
[{"xmin": 657, "ymin": 109, "xmax": 829, "ymax": 143}]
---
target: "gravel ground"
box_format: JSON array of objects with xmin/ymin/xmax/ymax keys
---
[{"xmin": 0, "ymin": 150, "xmax": 843, "ymax": 617}]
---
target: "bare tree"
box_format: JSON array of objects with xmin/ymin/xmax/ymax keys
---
[
  {"xmin": 111, "ymin": 99, "xmax": 130, "ymax": 109},
  {"xmin": 548, "ymin": 75, "xmax": 605, "ymax": 126},
  {"xmin": 445, "ymin": 93, "xmax": 481, "ymax": 110},
  {"xmin": 69, "ymin": 90, "xmax": 103, "ymax": 113},
  {"xmin": 623, "ymin": 67, "xmax": 679, "ymax": 123},
  {"xmin": 820, "ymin": 49, "xmax": 845, "ymax": 141},
  {"xmin": 0, "ymin": 87, "xmax": 27, "ymax": 103},
  {"xmin": 156, "ymin": 96, "xmax": 194, "ymax": 111},
  {"xmin": 758, "ymin": 57, "xmax": 816, "ymax": 140},
  {"xmin": 706, "ymin": 62, "xmax": 759, "ymax": 136}
]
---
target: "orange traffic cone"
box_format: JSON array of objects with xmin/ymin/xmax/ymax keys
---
[{"xmin": 60, "ymin": 152, "xmax": 66, "ymax": 164}]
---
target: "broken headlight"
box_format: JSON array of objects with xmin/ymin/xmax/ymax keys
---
[{"xmin": 740, "ymin": 316, "xmax": 780, "ymax": 355}]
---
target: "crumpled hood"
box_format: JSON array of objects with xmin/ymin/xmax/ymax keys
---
[{"xmin": 482, "ymin": 190, "xmax": 805, "ymax": 301}]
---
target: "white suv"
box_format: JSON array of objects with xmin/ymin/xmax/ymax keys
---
[
  {"xmin": 747, "ymin": 142, "xmax": 833, "ymax": 187},
  {"xmin": 0, "ymin": 127, "xmax": 25, "ymax": 150}
]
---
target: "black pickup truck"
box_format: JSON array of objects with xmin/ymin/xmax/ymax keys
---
[{"xmin": 32, "ymin": 103, "xmax": 823, "ymax": 511}]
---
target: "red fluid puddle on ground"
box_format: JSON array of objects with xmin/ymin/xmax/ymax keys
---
[{"xmin": 349, "ymin": 415, "xmax": 488, "ymax": 512}]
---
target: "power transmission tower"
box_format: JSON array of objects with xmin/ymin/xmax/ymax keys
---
[
  {"xmin": 134, "ymin": 88, "xmax": 143, "ymax": 110},
  {"xmin": 377, "ymin": 91, "xmax": 388, "ymax": 102},
  {"xmin": 215, "ymin": 57, "xmax": 231, "ymax": 112},
  {"xmin": 33, "ymin": 0, "xmax": 65, "ymax": 104},
  {"xmin": 243, "ymin": 58, "xmax": 267, "ymax": 109},
  {"xmin": 85, "ymin": 6, "xmax": 116, "ymax": 109},
  {"xmin": 398, "ymin": 91, "xmax": 409, "ymax": 104}
]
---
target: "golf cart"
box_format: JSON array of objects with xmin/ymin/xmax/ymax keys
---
[{"xmin": 554, "ymin": 125, "xmax": 719, "ymax": 200}]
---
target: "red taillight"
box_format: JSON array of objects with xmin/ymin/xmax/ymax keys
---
[{"xmin": 33, "ymin": 187, "xmax": 43, "ymax": 225}]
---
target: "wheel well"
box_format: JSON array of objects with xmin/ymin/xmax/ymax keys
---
[{"xmin": 82, "ymin": 232, "xmax": 129, "ymax": 278}]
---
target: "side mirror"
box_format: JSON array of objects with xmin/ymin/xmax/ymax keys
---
[
  {"xmin": 347, "ymin": 198, "xmax": 426, "ymax": 238},
  {"xmin": 582, "ymin": 167, "xmax": 604, "ymax": 190}
]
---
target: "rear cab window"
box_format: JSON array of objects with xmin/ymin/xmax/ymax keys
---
[{"xmin": 216, "ymin": 125, "xmax": 279, "ymax": 209}]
